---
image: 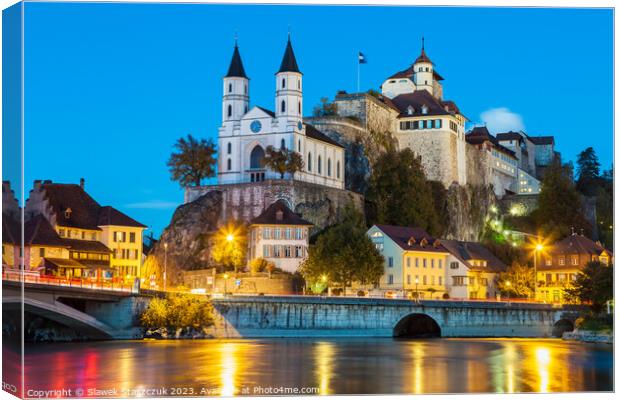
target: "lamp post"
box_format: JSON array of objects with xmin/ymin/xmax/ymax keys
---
[
  {"xmin": 226, "ymin": 233, "xmax": 235, "ymax": 273},
  {"xmin": 534, "ymin": 243, "xmax": 543, "ymax": 302},
  {"xmin": 163, "ymin": 242, "xmax": 168, "ymax": 292},
  {"xmin": 415, "ymin": 277, "xmax": 419, "ymax": 303},
  {"xmin": 223, "ymin": 273, "xmax": 229, "ymax": 296}
]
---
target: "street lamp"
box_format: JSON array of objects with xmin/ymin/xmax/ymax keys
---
[
  {"xmin": 505, "ymin": 281, "xmax": 511, "ymax": 304},
  {"xmin": 163, "ymin": 242, "xmax": 168, "ymax": 292},
  {"xmin": 223, "ymin": 272, "xmax": 229, "ymax": 296},
  {"xmin": 533, "ymin": 243, "xmax": 544, "ymax": 302},
  {"xmin": 226, "ymin": 233, "xmax": 234, "ymax": 242}
]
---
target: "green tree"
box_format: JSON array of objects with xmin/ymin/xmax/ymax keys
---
[
  {"xmin": 167, "ymin": 134, "xmax": 217, "ymax": 187},
  {"xmin": 366, "ymin": 148, "xmax": 442, "ymax": 236},
  {"xmin": 533, "ymin": 160, "xmax": 589, "ymax": 241},
  {"xmin": 299, "ymin": 203, "xmax": 384, "ymax": 294},
  {"xmin": 497, "ymin": 262, "xmax": 535, "ymax": 298},
  {"xmin": 576, "ymin": 147, "xmax": 601, "ymax": 195},
  {"xmin": 312, "ymin": 97, "xmax": 338, "ymax": 117},
  {"xmin": 564, "ymin": 261, "xmax": 613, "ymax": 313},
  {"xmin": 263, "ymin": 146, "xmax": 304, "ymax": 179},
  {"xmin": 211, "ymin": 223, "xmax": 247, "ymax": 273}
]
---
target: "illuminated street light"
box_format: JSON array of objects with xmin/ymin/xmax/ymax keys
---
[
  {"xmin": 321, "ymin": 275, "xmax": 327, "ymax": 282},
  {"xmin": 163, "ymin": 242, "xmax": 168, "ymax": 292},
  {"xmin": 226, "ymin": 233, "xmax": 234, "ymax": 242},
  {"xmin": 533, "ymin": 243, "xmax": 544, "ymax": 302},
  {"xmin": 223, "ymin": 273, "xmax": 229, "ymax": 296}
]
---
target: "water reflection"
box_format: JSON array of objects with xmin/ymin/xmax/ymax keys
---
[{"xmin": 21, "ymin": 338, "xmax": 611, "ymax": 396}]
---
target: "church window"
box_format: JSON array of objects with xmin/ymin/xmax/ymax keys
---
[
  {"xmin": 307, "ymin": 153, "xmax": 312, "ymax": 172},
  {"xmin": 418, "ymin": 67, "xmax": 423, "ymax": 72},
  {"xmin": 327, "ymin": 158, "xmax": 332, "ymax": 177},
  {"xmin": 227, "ymin": 104, "xmax": 232, "ymax": 118},
  {"xmin": 425, "ymin": 80, "xmax": 428, "ymax": 85},
  {"xmin": 281, "ymin": 100, "xmax": 286, "ymax": 113},
  {"xmin": 297, "ymin": 79, "xmax": 300, "ymax": 89},
  {"xmin": 227, "ymin": 158, "xmax": 232, "ymax": 171},
  {"xmin": 227, "ymin": 142, "xmax": 232, "ymax": 154},
  {"xmin": 425, "ymin": 67, "xmax": 429, "ymax": 72},
  {"xmin": 228, "ymin": 83, "xmax": 232, "ymax": 93},
  {"xmin": 298, "ymin": 101, "xmax": 301, "ymax": 114},
  {"xmin": 281, "ymin": 139, "xmax": 286, "ymax": 149},
  {"xmin": 298, "ymin": 139, "xmax": 301, "ymax": 151},
  {"xmin": 318, "ymin": 156, "xmax": 322, "ymax": 174},
  {"xmin": 250, "ymin": 145, "xmax": 265, "ymax": 169},
  {"xmin": 244, "ymin": 105, "xmax": 248, "ymax": 113},
  {"xmin": 337, "ymin": 161, "xmax": 341, "ymax": 179},
  {"xmin": 282, "ymin": 78, "xmax": 286, "ymax": 88}
]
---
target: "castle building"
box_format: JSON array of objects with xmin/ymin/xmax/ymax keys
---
[
  {"xmin": 380, "ymin": 41, "xmax": 468, "ymax": 187},
  {"xmin": 247, "ymin": 200, "xmax": 313, "ymax": 274},
  {"xmin": 217, "ymin": 37, "xmax": 345, "ymax": 189}
]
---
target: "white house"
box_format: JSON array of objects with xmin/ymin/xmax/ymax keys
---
[
  {"xmin": 217, "ymin": 37, "xmax": 345, "ymax": 189},
  {"xmin": 247, "ymin": 199, "xmax": 313, "ymax": 274}
]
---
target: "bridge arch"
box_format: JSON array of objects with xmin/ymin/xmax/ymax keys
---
[
  {"xmin": 2, "ymin": 296, "xmax": 114, "ymax": 339},
  {"xmin": 552, "ymin": 318, "xmax": 574, "ymax": 338},
  {"xmin": 393, "ymin": 313, "xmax": 441, "ymax": 338}
]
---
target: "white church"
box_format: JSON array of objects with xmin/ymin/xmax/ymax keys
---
[{"xmin": 217, "ymin": 36, "xmax": 345, "ymax": 190}]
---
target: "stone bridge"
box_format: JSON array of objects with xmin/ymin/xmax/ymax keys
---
[
  {"xmin": 209, "ymin": 296, "xmax": 582, "ymax": 338},
  {"xmin": 2, "ymin": 280, "xmax": 149, "ymax": 340}
]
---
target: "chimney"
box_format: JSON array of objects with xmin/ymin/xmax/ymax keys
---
[{"xmin": 80, "ymin": 178, "xmax": 85, "ymax": 190}]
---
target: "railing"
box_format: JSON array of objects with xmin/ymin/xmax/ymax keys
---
[{"xmin": 2, "ymin": 271, "xmax": 134, "ymax": 293}]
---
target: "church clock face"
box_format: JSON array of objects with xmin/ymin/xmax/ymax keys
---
[
  {"xmin": 250, "ymin": 120, "xmax": 262, "ymax": 133},
  {"xmin": 297, "ymin": 121, "xmax": 303, "ymax": 131}
]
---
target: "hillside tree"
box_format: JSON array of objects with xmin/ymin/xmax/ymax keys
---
[{"xmin": 167, "ymin": 134, "xmax": 217, "ymax": 187}]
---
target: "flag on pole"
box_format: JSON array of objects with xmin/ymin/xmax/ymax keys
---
[{"xmin": 358, "ymin": 51, "xmax": 367, "ymax": 64}]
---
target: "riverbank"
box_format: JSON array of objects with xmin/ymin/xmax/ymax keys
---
[{"xmin": 562, "ymin": 329, "xmax": 613, "ymax": 344}]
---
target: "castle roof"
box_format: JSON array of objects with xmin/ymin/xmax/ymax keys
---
[
  {"xmin": 278, "ymin": 36, "xmax": 301, "ymax": 74},
  {"xmin": 386, "ymin": 65, "xmax": 444, "ymax": 82},
  {"xmin": 305, "ymin": 124, "xmax": 344, "ymax": 148},
  {"xmin": 441, "ymin": 240, "xmax": 507, "ymax": 273},
  {"xmin": 466, "ymin": 127, "xmax": 516, "ymax": 158},
  {"xmin": 225, "ymin": 43, "xmax": 248, "ymax": 79},
  {"xmin": 529, "ymin": 136, "xmax": 554, "ymax": 145},
  {"xmin": 373, "ymin": 224, "xmax": 448, "ymax": 254},
  {"xmin": 250, "ymin": 200, "xmax": 313, "ymax": 226},
  {"xmin": 496, "ymin": 131, "xmax": 523, "ymax": 142},
  {"xmin": 391, "ymin": 90, "xmax": 452, "ymax": 118}
]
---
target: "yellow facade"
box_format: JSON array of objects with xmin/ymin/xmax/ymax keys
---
[
  {"xmin": 401, "ymin": 251, "xmax": 449, "ymax": 299},
  {"xmin": 536, "ymin": 268, "xmax": 578, "ymax": 304},
  {"xmin": 28, "ymin": 245, "xmax": 68, "ymax": 270},
  {"xmin": 99, "ymin": 225, "xmax": 144, "ymax": 281}
]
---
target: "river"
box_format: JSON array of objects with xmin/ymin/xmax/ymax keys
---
[{"xmin": 14, "ymin": 338, "xmax": 613, "ymax": 396}]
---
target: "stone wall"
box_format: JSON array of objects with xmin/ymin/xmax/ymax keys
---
[{"xmin": 206, "ymin": 296, "xmax": 578, "ymax": 338}]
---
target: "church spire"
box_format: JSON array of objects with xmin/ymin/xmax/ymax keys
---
[
  {"xmin": 225, "ymin": 39, "xmax": 248, "ymax": 79},
  {"xmin": 414, "ymin": 36, "xmax": 433, "ymax": 65},
  {"xmin": 277, "ymin": 34, "xmax": 301, "ymax": 74}
]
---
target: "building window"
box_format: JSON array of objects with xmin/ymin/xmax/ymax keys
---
[
  {"xmin": 227, "ymin": 104, "xmax": 232, "ymax": 118},
  {"xmin": 308, "ymin": 153, "xmax": 312, "ymax": 171},
  {"xmin": 388, "ymin": 257, "xmax": 393, "ymax": 267},
  {"xmin": 228, "ymin": 83, "xmax": 232, "ymax": 93},
  {"xmin": 415, "ymin": 258, "xmax": 419, "ymax": 268},
  {"xmin": 273, "ymin": 245, "xmax": 281, "ymax": 257},
  {"xmin": 438, "ymin": 260, "xmax": 443, "ymax": 269},
  {"xmin": 559, "ymin": 257, "xmax": 565, "ymax": 266},
  {"xmin": 298, "ymin": 139, "xmax": 301, "ymax": 151},
  {"xmin": 336, "ymin": 161, "xmax": 341, "ymax": 179},
  {"xmin": 327, "ymin": 159, "xmax": 332, "ymax": 177},
  {"xmin": 227, "ymin": 158, "xmax": 232, "ymax": 170},
  {"xmin": 295, "ymin": 228, "xmax": 303, "ymax": 240},
  {"xmin": 281, "ymin": 139, "xmax": 286, "ymax": 150},
  {"xmin": 285, "ymin": 228, "xmax": 292, "ymax": 239},
  {"xmin": 318, "ymin": 156, "xmax": 322, "ymax": 174},
  {"xmin": 423, "ymin": 259, "xmax": 427, "ymax": 268},
  {"xmin": 227, "ymin": 142, "xmax": 232, "ymax": 154},
  {"xmin": 284, "ymin": 246, "xmax": 292, "ymax": 258},
  {"xmin": 298, "ymin": 101, "xmax": 301, "ymax": 114},
  {"xmin": 294, "ymin": 246, "xmax": 303, "ymax": 258},
  {"xmin": 281, "ymin": 100, "xmax": 286, "ymax": 113},
  {"xmin": 388, "ymin": 274, "xmax": 394, "ymax": 285},
  {"xmin": 39, "ymin": 248, "xmax": 45, "ymax": 257},
  {"xmin": 263, "ymin": 245, "xmax": 271, "ymax": 257},
  {"xmin": 263, "ymin": 227, "xmax": 271, "ymax": 239},
  {"xmin": 431, "ymin": 259, "xmax": 435, "ymax": 268},
  {"xmin": 282, "ymin": 78, "xmax": 286, "ymax": 88},
  {"xmin": 438, "ymin": 276, "xmax": 442, "ymax": 286},
  {"xmin": 571, "ymin": 255, "xmax": 578, "ymax": 265},
  {"xmin": 129, "ymin": 232, "xmax": 136, "ymax": 243},
  {"xmin": 423, "ymin": 276, "xmax": 427, "ymax": 285},
  {"xmin": 406, "ymin": 257, "xmax": 411, "ymax": 267},
  {"xmin": 298, "ymin": 79, "xmax": 300, "ymax": 89},
  {"xmin": 274, "ymin": 228, "xmax": 281, "ymax": 239},
  {"xmin": 407, "ymin": 275, "xmax": 411, "ymax": 285}
]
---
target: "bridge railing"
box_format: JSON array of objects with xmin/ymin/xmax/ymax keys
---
[{"xmin": 2, "ymin": 271, "xmax": 134, "ymax": 293}]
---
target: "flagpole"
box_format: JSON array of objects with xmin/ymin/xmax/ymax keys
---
[{"xmin": 357, "ymin": 55, "xmax": 360, "ymax": 93}]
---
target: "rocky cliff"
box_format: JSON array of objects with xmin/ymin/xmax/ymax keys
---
[{"xmin": 444, "ymin": 184, "xmax": 498, "ymax": 241}]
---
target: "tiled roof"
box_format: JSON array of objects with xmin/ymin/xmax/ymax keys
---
[
  {"xmin": 250, "ymin": 200, "xmax": 313, "ymax": 226},
  {"xmin": 466, "ymin": 127, "xmax": 516, "ymax": 158},
  {"xmin": 496, "ymin": 132, "xmax": 524, "ymax": 142},
  {"xmin": 414, "ymin": 47, "xmax": 433, "ymax": 65},
  {"xmin": 391, "ymin": 90, "xmax": 452, "ymax": 118},
  {"xmin": 24, "ymin": 215, "xmax": 67, "ymax": 247},
  {"xmin": 225, "ymin": 44, "xmax": 248, "ymax": 79},
  {"xmin": 441, "ymin": 240, "xmax": 507, "ymax": 273},
  {"xmin": 549, "ymin": 234, "xmax": 612, "ymax": 258},
  {"xmin": 256, "ymin": 106, "xmax": 276, "ymax": 118},
  {"xmin": 529, "ymin": 136, "xmax": 554, "ymax": 145},
  {"xmin": 278, "ymin": 37, "xmax": 301, "ymax": 74},
  {"xmin": 373, "ymin": 224, "xmax": 448, "ymax": 253},
  {"xmin": 39, "ymin": 183, "xmax": 102, "ymax": 230},
  {"xmin": 387, "ymin": 66, "xmax": 443, "ymax": 82},
  {"xmin": 98, "ymin": 206, "xmax": 146, "ymax": 228},
  {"xmin": 305, "ymin": 124, "xmax": 344, "ymax": 148},
  {"xmin": 61, "ymin": 238, "xmax": 112, "ymax": 253}
]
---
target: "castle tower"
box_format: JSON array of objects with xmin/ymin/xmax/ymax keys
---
[
  {"xmin": 222, "ymin": 40, "xmax": 249, "ymax": 123},
  {"xmin": 275, "ymin": 34, "xmax": 303, "ymax": 122},
  {"xmin": 412, "ymin": 37, "xmax": 434, "ymax": 96}
]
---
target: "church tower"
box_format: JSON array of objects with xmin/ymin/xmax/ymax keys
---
[
  {"xmin": 275, "ymin": 35, "xmax": 303, "ymax": 122},
  {"xmin": 222, "ymin": 40, "xmax": 249, "ymax": 123},
  {"xmin": 412, "ymin": 37, "xmax": 434, "ymax": 96}
]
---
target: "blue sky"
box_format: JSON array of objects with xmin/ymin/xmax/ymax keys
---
[{"xmin": 14, "ymin": 3, "xmax": 613, "ymax": 236}]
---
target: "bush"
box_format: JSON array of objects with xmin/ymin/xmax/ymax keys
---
[
  {"xmin": 575, "ymin": 315, "xmax": 612, "ymax": 332},
  {"xmin": 140, "ymin": 293, "xmax": 215, "ymax": 331}
]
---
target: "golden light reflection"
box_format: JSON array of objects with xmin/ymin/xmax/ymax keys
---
[
  {"xmin": 314, "ymin": 342, "xmax": 335, "ymax": 395},
  {"xmin": 535, "ymin": 347, "xmax": 551, "ymax": 393},
  {"xmin": 220, "ymin": 342, "xmax": 239, "ymax": 396},
  {"xmin": 412, "ymin": 342, "xmax": 424, "ymax": 394}
]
